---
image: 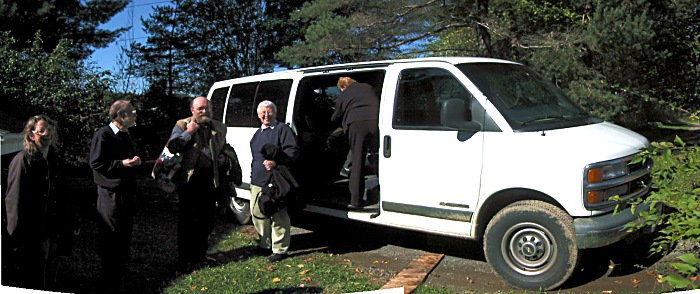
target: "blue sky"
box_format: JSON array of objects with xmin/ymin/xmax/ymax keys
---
[{"xmin": 88, "ymin": 0, "xmax": 169, "ymax": 72}]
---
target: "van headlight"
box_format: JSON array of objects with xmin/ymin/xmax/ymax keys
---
[
  {"xmin": 586, "ymin": 162, "xmax": 629, "ymax": 183},
  {"xmin": 584, "ymin": 154, "xmax": 652, "ymax": 209}
]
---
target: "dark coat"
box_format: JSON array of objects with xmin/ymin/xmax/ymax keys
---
[
  {"xmin": 89, "ymin": 126, "xmax": 137, "ymax": 189},
  {"xmin": 167, "ymin": 117, "xmax": 227, "ymax": 187},
  {"xmin": 256, "ymin": 144, "xmax": 299, "ymax": 217},
  {"xmin": 331, "ymin": 82, "xmax": 380, "ymax": 130},
  {"xmin": 4, "ymin": 148, "xmax": 72, "ymax": 251}
]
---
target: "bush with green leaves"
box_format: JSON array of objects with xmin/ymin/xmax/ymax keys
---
[
  {"xmin": 1, "ymin": 31, "xmax": 114, "ymax": 167},
  {"xmin": 628, "ymin": 136, "xmax": 700, "ymax": 290}
]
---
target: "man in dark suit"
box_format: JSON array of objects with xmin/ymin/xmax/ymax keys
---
[
  {"xmin": 331, "ymin": 77, "xmax": 379, "ymax": 209},
  {"xmin": 89, "ymin": 100, "xmax": 141, "ymax": 284}
]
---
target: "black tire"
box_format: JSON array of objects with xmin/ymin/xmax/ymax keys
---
[
  {"xmin": 483, "ymin": 200, "xmax": 579, "ymax": 290},
  {"xmin": 228, "ymin": 196, "xmax": 251, "ymax": 225}
]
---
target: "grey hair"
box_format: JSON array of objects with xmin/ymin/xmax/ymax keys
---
[{"xmin": 257, "ymin": 100, "xmax": 277, "ymax": 113}]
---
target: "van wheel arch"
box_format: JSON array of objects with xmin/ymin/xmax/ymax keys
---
[{"xmin": 474, "ymin": 188, "xmax": 561, "ymax": 240}]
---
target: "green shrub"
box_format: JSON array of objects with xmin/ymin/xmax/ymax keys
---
[{"xmin": 628, "ymin": 136, "xmax": 700, "ymax": 290}]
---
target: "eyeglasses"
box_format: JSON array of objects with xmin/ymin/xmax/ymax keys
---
[
  {"xmin": 258, "ymin": 111, "xmax": 274, "ymax": 116},
  {"xmin": 32, "ymin": 129, "xmax": 48, "ymax": 136}
]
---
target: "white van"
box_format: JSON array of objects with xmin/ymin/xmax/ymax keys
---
[{"xmin": 206, "ymin": 57, "xmax": 654, "ymax": 290}]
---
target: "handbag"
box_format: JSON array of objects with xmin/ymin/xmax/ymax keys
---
[{"xmin": 151, "ymin": 145, "xmax": 182, "ymax": 193}]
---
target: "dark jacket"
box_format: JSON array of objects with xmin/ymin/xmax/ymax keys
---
[
  {"xmin": 167, "ymin": 117, "xmax": 227, "ymax": 187},
  {"xmin": 256, "ymin": 144, "xmax": 300, "ymax": 217},
  {"xmin": 5, "ymin": 148, "xmax": 72, "ymax": 250},
  {"xmin": 89, "ymin": 126, "xmax": 137, "ymax": 189},
  {"xmin": 249, "ymin": 121, "xmax": 298, "ymax": 187},
  {"xmin": 331, "ymin": 82, "xmax": 380, "ymax": 130}
]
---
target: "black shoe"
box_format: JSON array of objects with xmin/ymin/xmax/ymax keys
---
[
  {"xmin": 267, "ymin": 253, "xmax": 286, "ymax": 263},
  {"xmin": 346, "ymin": 204, "xmax": 359, "ymax": 210},
  {"xmin": 251, "ymin": 246, "xmax": 271, "ymax": 256}
]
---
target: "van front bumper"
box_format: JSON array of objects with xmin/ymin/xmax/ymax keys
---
[{"xmin": 573, "ymin": 202, "xmax": 656, "ymax": 249}]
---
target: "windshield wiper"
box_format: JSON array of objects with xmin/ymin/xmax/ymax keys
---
[{"xmin": 520, "ymin": 116, "xmax": 567, "ymax": 125}]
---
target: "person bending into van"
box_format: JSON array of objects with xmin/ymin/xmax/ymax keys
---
[
  {"xmin": 166, "ymin": 96, "xmax": 228, "ymax": 272},
  {"xmin": 250, "ymin": 100, "xmax": 299, "ymax": 262},
  {"xmin": 5, "ymin": 115, "xmax": 74, "ymax": 290},
  {"xmin": 89, "ymin": 100, "xmax": 141, "ymax": 285},
  {"xmin": 331, "ymin": 77, "xmax": 379, "ymax": 210}
]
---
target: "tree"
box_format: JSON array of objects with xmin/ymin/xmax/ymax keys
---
[
  {"xmin": 276, "ymin": 0, "xmax": 458, "ymax": 67},
  {"xmin": 0, "ymin": 32, "xmax": 114, "ymax": 167},
  {"xmin": 0, "ymin": 0, "xmax": 129, "ymax": 60},
  {"xmin": 130, "ymin": 0, "xmax": 306, "ymax": 96}
]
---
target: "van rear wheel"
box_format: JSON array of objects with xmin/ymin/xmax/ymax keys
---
[
  {"xmin": 483, "ymin": 200, "xmax": 579, "ymax": 290},
  {"xmin": 228, "ymin": 196, "xmax": 251, "ymax": 224}
]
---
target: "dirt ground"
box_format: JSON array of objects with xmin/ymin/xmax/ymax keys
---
[{"xmin": 289, "ymin": 213, "xmax": 695, "ymax": 293}]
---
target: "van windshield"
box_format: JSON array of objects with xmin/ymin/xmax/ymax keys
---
[{"xmin": 457, "ymin": 63, "xmax": 602, "ymax": 132}]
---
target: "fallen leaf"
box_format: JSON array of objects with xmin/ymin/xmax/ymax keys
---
[
  {"xmin": 343, "ymin": 259, "xmax": 351, "ymax": 263},
  {"xmin": 602, "ymin": 291, "xmax": 612, "ymax": 294},
  {"xmin": 301, "ymin": 277, "xmax": 312, "ymax": 282},
  {"xmin": 256, "ymin": 278, "xmax": 261, "ymax": 282},
  {"xmin": 373, "ymin": 260, "xmax": 379, "ymax": 264},
  {"xmin": 645, "ymin": 270, "xmax": 656, "ymax": 277},
  {"xmin": 297, "ymin": 264, "xmax": 305, "ymax": 268},
  {"xmin": 354, "ymin": 268, "xmax": 363, "ymax": 273},
  {"xmin": 267, "ymin": 265, "xmax": 275, "ymax": 271},
  {"xmin": 190, "ymin": 286, "xmax": 197, "ymax": 290},
  {"xmin": 300, "ymin": 270, "xmax": 310, "ymax": 275},
  {"xmin": 656, "ymin": 275, "xmax": 664, "ymax": 283},
  {"xmin": 691, "ymin": 276, "xmax": 698, "ymax": 282},
  {"xmin": 200, "ymin": 287, "xmax": 208, "ymax": 291},
  {"xmin": 285, "ymin": 264, "xmax": 292, "ymax": 268},
  {"xmin": 272, "ymin": 277, "xmax": 281, "ymax": 283},
  {"xmin": 287, "ymin": 277, "xmax": 292, "ymax": 280},
  {"xmin": 632, "ymin": 278, "xmax": 640, "ymax": 284},
  {"xmin": 614, "ymin": 280, "xmax": 623, "ymax": 284}
]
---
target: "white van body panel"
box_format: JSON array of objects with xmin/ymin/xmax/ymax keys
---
[{"xmin": 476, "ymin": 122, "xmax": 648, "ymax": 224}]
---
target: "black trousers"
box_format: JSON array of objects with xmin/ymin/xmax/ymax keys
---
[
  {"xmin": 177, "ymin": 168, "xmax": 217, "ymax": 268},
  {"xmin": 2, "ymin": 238, "xmax": 55, "ymax": 290},
  {"xmin": 96, "ymin": 184, "xmax": 135, "ymax": 280},
  {"xmin": 346, "ymin": 120, "xmax": 379, "ymax": 206}
]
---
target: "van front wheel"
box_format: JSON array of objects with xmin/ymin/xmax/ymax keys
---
[
  {"xmin": 228, "ymin": 196, "xmax": 252, "ymax": 224},
  {"xmin": 483, "ymin": 200, "xmax": 579, "ymax": 290}
]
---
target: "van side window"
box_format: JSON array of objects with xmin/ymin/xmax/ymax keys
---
[
  {"xmin": 226, "ymin": 82, "xmax": 259, "ymax": 127},
  {"xmin": 394, "ymin": 68, "xmax": 471, "ymax": 130},
  {"xmin": 224, "ymin": 79, "xmax": 294, "ymax": 127},
  {"xmin": 254, "ymin": 80, "xmax": 293, "ymax": 122},
  {"xmin": 210, "ymin": 86, "xmax": 229, "ymax": 121}
]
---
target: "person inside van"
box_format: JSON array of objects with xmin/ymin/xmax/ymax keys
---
[{"xmin": 331, "ymin": 77, "xmax": 379, "ymax": 210}]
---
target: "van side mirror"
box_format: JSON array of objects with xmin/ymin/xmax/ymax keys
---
[{"xmin": 440, "ymin": 99, "xmax": 482, "ymax": 132}]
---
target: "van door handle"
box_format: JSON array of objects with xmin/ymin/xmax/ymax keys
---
[{"xmin": 383, "ymin": 135, "xmax": 391, "ymax": 158}]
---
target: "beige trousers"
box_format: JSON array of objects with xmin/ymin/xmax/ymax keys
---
[{"xmin": 250, "ymin": 185, "xmax": 291, "ymax": 254}]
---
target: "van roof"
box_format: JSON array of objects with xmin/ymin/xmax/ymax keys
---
[{"xmin": 211, "ymin": 57, "xmax": 518, "ymax": 85}]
